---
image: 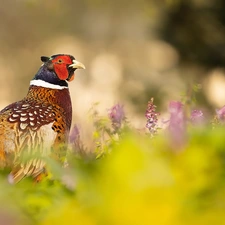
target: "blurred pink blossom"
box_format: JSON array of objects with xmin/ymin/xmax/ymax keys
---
[
  {"xmin": 70, "ymin": 124, "xmax": 80, "ymax": 144},
  {"xmin": 69, "ymin": 124, "xmax": 84, "ymax": 153},
  {"xmin": 168, "ymin": 101, "xmax": 186, "ymax": 147},
  {"xmin": 191, "ymin": 109, "xmax": 204, "ymax": 124},
  {"xmin": 216, "ymin": 105, "xmax": 225, "ymax": 122},
  {"xmin": 108, "ymin": 104, "xmax": 125, "ymax": 130}
]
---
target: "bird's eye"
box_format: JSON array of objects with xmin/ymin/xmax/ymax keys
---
[{"xmin": 58, "ymin": 59, "xmax": 63, "ymax": 63}]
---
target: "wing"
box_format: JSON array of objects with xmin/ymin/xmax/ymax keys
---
[{"xmin": 0, "ymin": 99, "xmax": 59, "ymax": 182}]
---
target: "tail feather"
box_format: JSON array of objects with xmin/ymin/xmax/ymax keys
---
[{"xmin": 8, "ymin": 159, "xmax": 46, "ymax": 183}]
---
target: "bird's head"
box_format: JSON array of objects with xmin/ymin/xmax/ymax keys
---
[
  {"xmin": 41, "ymin": 54, "xmax": 85, "ymax": 82},
  {"xmin": 31, "ymin": 54, "xmax": 85, "ymax": 89}
]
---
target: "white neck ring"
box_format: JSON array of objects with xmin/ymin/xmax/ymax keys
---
[{"xmin": 30, "ymin": 80, "xmax": 68, "ymax": 90}]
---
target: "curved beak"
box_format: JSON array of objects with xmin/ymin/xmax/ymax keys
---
[{"xmin": 69, "ymin": 59, "xmax": 85, "ymax": 69}]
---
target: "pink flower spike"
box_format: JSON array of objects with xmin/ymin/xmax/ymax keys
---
[
  {"xmin": 191, "ymin": 110, "xmax": 204, "ymax": 124},
  {"xmin": 168, "ymin": 101, "xmax": 186, "ymax": 148},
  {"xmin": 69, "ymin": 124, "xmax": 80, "ymax": 144},
  {"xmin": 145, "ymin": 98, "xmax": 159, "ymax": 135},
  {"xmin": 108, "ymin": 104, "xmax": 125, "ymax": 130},
  {"xmin": 216, "ymin": 105, "xmax": 225, "ymax": 122}
]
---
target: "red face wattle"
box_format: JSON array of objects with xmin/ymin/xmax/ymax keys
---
[
  {"xmin": 51, "ymin": 55, "xmax": 74, "ymax": 81},
  {"xmin": 40, "ymin": 54, "xmax": 85, "ymax": 83}
]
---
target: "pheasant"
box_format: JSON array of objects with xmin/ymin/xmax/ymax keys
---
[{"xmin": 0, "ymin": 54, "xmax": 85, "ymax": 183}]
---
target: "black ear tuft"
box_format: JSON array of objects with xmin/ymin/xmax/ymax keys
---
[{"xmin": 41, "ymin": 56, "xmax": 50, "ymax": 63}]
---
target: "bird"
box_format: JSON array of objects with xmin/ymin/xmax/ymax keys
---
[{"xmin": 0, "ymin": 54, "xmax": 85, "ymax": 183}]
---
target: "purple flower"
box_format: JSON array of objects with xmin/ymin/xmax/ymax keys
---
[
  {"xmin": 108, "ymin": 104, "xmax": 125, "ymax": 130},
  {"xmin": 145, "ymin": 98, "xmax": 159, "ymax": 135},
  {"xmin": 168, "ymin": 101, "xmax": 186, "ymax": 147},
  {"xmin": 69, "ymin": 124, "xmax": 84, "ymax": 153},
  {"xmin": 216, "ymin": 105, "xmax": 225, "ymax": 122},
  {"xmin": 191, "ymin": 110, "xmax": 204, "ymax": 124},
  {"xmin": 69, "ymin": 124, "xmax": 80, "ymax": 144}
]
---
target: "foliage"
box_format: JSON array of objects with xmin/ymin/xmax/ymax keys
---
[{"xmin": 1, "ymin": 101, "xmax": 225, "ymax": 225}]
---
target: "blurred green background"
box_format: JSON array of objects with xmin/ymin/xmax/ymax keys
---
[
  {"xmin": 1, "ymin": 0, "xmax": 225, "ymax": 127},
  {"xmin": 1, "ymin": 1, "xmax": 225, "ymax": 224}
]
